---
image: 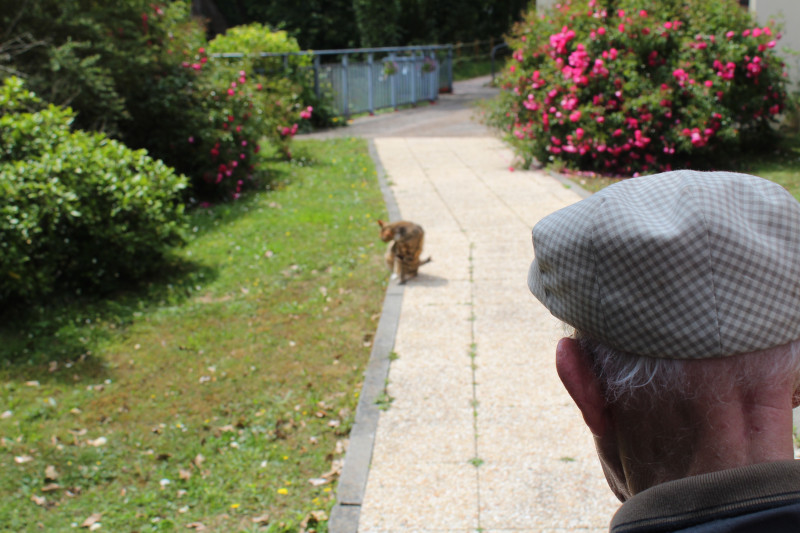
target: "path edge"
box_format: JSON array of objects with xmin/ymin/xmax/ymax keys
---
[{"xmin": 329, "ymin": 139, "xmax": 403, "ymax": 533}]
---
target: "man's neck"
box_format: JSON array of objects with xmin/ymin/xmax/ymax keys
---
[{"xmin": 615, "ymin": 397, "xmax": 796, "ymax": 495}]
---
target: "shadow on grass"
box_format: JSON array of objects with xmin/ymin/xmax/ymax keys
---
[
  {"xmin": 0, "ymin": 254, "xmax": 218, "ymax": 385},
  {"xmin": 0, "ymin": 140, "xmax": 336, "ymax": 385}
]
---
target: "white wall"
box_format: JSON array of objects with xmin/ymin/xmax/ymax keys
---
[{"xmin": 751, "ymin": 0, "xmax": 800, "ymax": 87}]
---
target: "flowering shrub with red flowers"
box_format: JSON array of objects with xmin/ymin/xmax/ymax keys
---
[
  {"xmin": 136, "ymin": 12, "xmax": 314, "ymax": 200},
  {"xmin": 488, "ymin": 0, "xmax": 789, "ymax": 175}
]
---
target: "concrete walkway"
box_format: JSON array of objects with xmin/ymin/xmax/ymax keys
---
[{"xmin": 317, "ymin": 78, "xmax": 621, "ymax": 532}]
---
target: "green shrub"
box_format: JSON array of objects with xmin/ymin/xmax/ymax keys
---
[
  {"xmin": 488, "ymin": 0, "xmax": 789, "ymax": 175},
  {"xmin": 0, "ymin": 77, "xmax": 187, "ymax": 301}
]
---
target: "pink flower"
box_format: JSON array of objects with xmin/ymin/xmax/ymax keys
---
[
  {"xmin": 639, "ymin": 9, "xmax": 648, "ymax": 17},
  {"xmin": 596, "ymin": 116, "xmax": 605, "ymax": 123},
  {"xmin": 726, "ymin": 30, "xmax": 735, "ymax": 39},
  {"xmin": 188, "ymin": 136, "xmax": 195, "ymax": 144},
  {"xmin": 550, "ymin": 26, "xmax": 577, "ymax": 55},
  {"xmin": 598, "ymin": 27, "xmax": 606, "ymax": 36},
  {"xmin": 704, "ymin": 80, "xmax": 713, "ymax": 88},
  {"xmin": 299, "ymin": 106, "xmax": 313, "ymax": 119},
  {"xmin": 569, "ymin": 110, "xmax": 582, "ymax": 122},
  {"xmin": 743, "ymin": 29, "xmax": 751, "ymax": 37},
  {"xmin": 664, "ymin": 22, "xmax": 673, "ymax": 30},
  {"xmin": 227, "ymin": 88, "xmax": 235, "ymax": 96},
  {"xmin": 561, "ymin": 95, "xmax": 579, "ymax": 111},
  {"xmin": 576, "ymin": 127, "xmax": 585, "ymax": 139},
  {"xmin": 618, "ymin": 23, "xmax": 625, "ymax": 33},
  {"xmin": 523, "ymin": 95, "xmax": 540, "ymax": 111}
]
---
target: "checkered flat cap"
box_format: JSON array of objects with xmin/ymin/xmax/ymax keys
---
[{"xmin": 528, "ymin": 170, "xmax": 800, "ymax": 359}]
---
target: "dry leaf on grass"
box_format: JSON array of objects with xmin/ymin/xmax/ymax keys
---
[
  {"xmin": 81, "ymin": 513, "xmax": 102, "ymax": 528},
  {"xmin": 14, "ymin": 455, "xmax": 33, "ymax": 464},
  {"xmin": 31, "ymin": 495, "xmax": 46, "ymax": 506},
  {"xmin": 87, "ymin": 437, "xmax": 107, "ymax": 447},
  {"xmin": 251, "ymin": 513, "xmax": 270, "ymax": 525},
  {"xmin": 185, "ymin": 523, "xmax": 206, "ymax": 530},
  {"xmin": 45, "ymin": 465, "xmax": 58, "ymax": 481},
  {"xmin": 42, "ymin": 483, "xmax": 61, "ymax": 492},
  {"xmin": 179, "ymin": 469, "xmax": 192, "ymax": 481}
]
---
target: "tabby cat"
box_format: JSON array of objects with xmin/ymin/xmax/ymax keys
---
[{"xmin": 377, "ymin": 219, "xmax": 432, "ymax": 283}]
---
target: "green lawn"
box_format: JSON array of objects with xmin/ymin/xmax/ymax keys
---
[{"xmin": 0, "ymin": 138, "xmax": 388, "ymax": 532}]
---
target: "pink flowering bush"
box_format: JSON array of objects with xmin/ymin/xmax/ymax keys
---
[
  {"xmin": 124, "ymin": 7, "xmax": 314, "ymax": 200},
  {"xmin": 489, "ymin": 0, "xmax": 789, "ymax": 175}
]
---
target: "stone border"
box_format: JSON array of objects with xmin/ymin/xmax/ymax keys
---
[{"xmin": 328, "ymin": 139, "xmax": 403, "ymax": 532}]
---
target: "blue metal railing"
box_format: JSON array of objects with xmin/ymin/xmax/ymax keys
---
[{"xmin": 214, "ymin": 45, "xmax": 454, "ymax": 117}]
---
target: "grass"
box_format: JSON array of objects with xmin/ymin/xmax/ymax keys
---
[
  {"xmin": 452, "ymin": 58, "xmax": 496, "ymax": 81},
  {"xmin": 0, "ymin": 138, "xmax": 388, "ymax": 532}
]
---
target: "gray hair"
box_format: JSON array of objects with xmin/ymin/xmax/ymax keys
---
[{"xmin": 576, "ymin": 333, "xmax": 800, "ymax": 406}]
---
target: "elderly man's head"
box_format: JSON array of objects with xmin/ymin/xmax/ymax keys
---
[{"xmin": 528, "ymin": 171, "xmax": 800, "ymax": 501}]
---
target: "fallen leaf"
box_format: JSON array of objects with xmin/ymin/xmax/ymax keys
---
[
  {"xmin": 45, "ymin": 465, "xmax": 58, "ymax": 481},
  {"xmin": 31, "ymin": 495, "xmax": 46, "ymax": 506},
  {"xmin": 1, "ymin": 410, "xmax": 11, "ymax": 419},
  {"xmin": 179, "ymin": 469, "xmax": 192, "ymax": 481},
  {"xmin": 327, "ymin": 419, "xmax": 340, "ymax": 428},
  {"xmin": 192, "ymin": 454, "xmax": 205, "ymax": 469},
  {"xmin": 81, "ymin": 513, "xmax": 102, "ymax": 528},
  {"xmin": 335, "ymin": 440, "xmax": 347, "ymax": 455},
  {"xmin": 14, "ymin": 455, "xmax": 33, "ymax": 464},
  {"xmin": 308, "ymin": 478, "xmax": 328, "ymax": 486},
  {"xmin": 42, "ymin": 483, "xmax": 61, "ymax": 492},
  {"xmin": 251, "ymin": 513, "xmax": 270, "ymax": 525},
  {"xmin": 25, "ymin": 381, "xmax": 40, "ymax": 387},
  {"xmin": 87, "ymin": 437, "xmax": 107, "ymax": 447},
  {"xmin": 69, "ymin": 428, "xmax": 88, "ymax": 436},
  {"xmin": 184, "ymin": 523, "xmax": 206, "ymax": 530},
  {"xmin": 300, "ymin": 509, "xmax": 329, "ymax": 528}
]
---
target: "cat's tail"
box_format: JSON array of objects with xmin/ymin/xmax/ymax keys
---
[{"xmin": 420, "ymin": 256, "xmax": 432, "ymax": 266}]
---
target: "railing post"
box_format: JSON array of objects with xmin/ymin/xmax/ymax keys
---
[
  {"xmin": 410, "ymin": 51, "xmax": 417, "ymax": 105},
  {"xmin": 342, "ymin": 54, "xmax": 349, "ymax": 118},
  {"xmin": 447, "ymin": 45, "xmax": 454, "ymax": 94},
  {"xmin": 430, "ymin": 51, "xmax": 437, "ymax": 101},
  {"xmin": 313, "ymin": 55, "xmax": 321, "ymax": 100},
  {"xmin": 389, "ymin": 53, "xmax": 397, "ymax": 110},
  {"xmin": 367, "ymin": 53, "xmax": 374, "ymax": 115}
]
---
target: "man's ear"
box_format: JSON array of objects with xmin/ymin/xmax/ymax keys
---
[{"xmin": 556, "ymin": 337, "xmax": 611, "ymax": 437}]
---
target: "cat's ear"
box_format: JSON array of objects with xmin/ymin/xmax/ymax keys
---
[{"xmin": 377, "ymin": 220, "xmax": 385, "ymax": 228}]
